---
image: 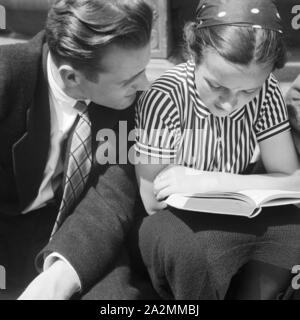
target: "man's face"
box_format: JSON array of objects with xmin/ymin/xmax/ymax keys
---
[{"xmin": 78, "ymin": 44, "xmax": 151, "ymax": 110}]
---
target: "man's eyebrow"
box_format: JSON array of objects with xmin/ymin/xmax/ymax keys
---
[{"xmin": 121, "ymin": 69, "xmax": 145, "ymax": 85}]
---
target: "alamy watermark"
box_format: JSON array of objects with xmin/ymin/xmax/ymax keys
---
[
  {"xmin": 0, "ymin": 265, "xmax": 5, "ymax": 290},
  {"xmin": 292, "ymin": 5, "xmax": 300, "ymax": 30},
  {"xmin": 292, "ymin": 265, "xmax": 300, "ymax": 290},
  {"xmin": 0, "ymin": 5, "xmax": 5, "ymax": 30},
  {"xmin": 95, "ymin": 121, "xmax": 205, "ymax": 166}
]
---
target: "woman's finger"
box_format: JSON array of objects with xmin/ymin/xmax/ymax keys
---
[
  {"xmin": 153, "ymin": 178, "xmax": 171, "ymax": 194},
  {"xmin": 155, "ymin": 172, "xmax": 168, "ymax": 183},
  {"xmin": 155, "ymin": 165, "xmax": 174, "ymax": 182},
  {"xmin": 156, "ymin": 186, "xmax": 173, "ymax": 201}
]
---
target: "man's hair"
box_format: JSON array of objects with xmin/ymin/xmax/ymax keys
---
[
  {"xmin": 183, "ymin": 23, "xmax": 286, "ymax": 70},
  {"xmin": 46, "ymin": 0, "xmax": 153, "ymax": 81}
]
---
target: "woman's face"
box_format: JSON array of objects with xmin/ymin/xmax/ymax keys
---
[{"xmin": 195, "ymin": 49, "xmax": 273, "ymax": 117}]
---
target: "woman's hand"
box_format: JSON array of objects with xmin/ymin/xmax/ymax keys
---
[
  {"xmin": 152, "ymin": 165, "xmax": 300, "ymax": 204},
  {"xmin": 153, "ymin": 165, "xmax": 213, "ymax": 201}
]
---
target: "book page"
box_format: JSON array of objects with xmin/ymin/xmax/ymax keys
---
[
  {"xmin": 239, "ymin": 190, "xmax": 300, "ymax": 207},
  {"xmin": 166, "ymin": 194, "xmax": 261, "ymax": 218}
]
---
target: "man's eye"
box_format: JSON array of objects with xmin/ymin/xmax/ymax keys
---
[{"xmin": 122, "ymin": 81, "xmax": 130, "ymax": 87}]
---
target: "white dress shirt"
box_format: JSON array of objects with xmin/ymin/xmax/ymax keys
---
[
  {"xmin": 23, "ymin": 52, "xmax": 90, "ymax": 291},
  {"xmin": 24, "ymin": 53, "xmax": 81, "ymax": 213}
]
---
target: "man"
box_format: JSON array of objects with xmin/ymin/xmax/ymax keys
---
[{"xmin": 0, "ymin": 0, "xmax": 153, "ymax": 299}]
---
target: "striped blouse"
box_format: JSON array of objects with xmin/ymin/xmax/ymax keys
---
[{"xmin": 135, "ymin": 60, "xmax": 290, "ymax": 174}]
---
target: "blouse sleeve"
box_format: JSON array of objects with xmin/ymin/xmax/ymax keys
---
[
  {"xmin": 255, "ymin": 74, "xmax": 290, "ymax": 142},
  {"xmin": 135, "ymin": 88, "xmax": 181, "ymax": 160}
]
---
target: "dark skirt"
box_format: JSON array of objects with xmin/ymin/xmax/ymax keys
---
[{"xmin": 138, "ymin": 205, "xmax": 300, "ymax": 299}]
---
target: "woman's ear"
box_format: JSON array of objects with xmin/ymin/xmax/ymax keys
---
[{"xmin": 58, "ymin": 64, "xmax": 81, "ymax": 89}]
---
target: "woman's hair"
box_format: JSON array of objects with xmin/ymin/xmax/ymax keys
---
[
  {"xmin": 46, "ymin": 0, "xmax": 153, "ymax": 81},
  {"xmin": 183, "ymin": 22, "xmax": 287, "ymax": 70}
]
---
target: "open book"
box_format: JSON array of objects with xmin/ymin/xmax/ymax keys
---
[{"xmin": 165, "ymin": 190, "xmax": 300, "ymax": 218}]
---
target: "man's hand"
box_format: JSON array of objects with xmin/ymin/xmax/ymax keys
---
[{"xmin": 18, "ymin": 260, "xmax": 80, "ymax": 300}]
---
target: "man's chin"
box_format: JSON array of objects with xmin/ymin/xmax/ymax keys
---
[
  {"xmin": 93, "ymin": 94, "xmax": 137, "ymax": 110},
  {"xmin": 117, "ymin": 98, "xmax": 136, "ymax": 110},
  {"xmin": 93, "ymin": 101, "xmax": 135, "ymax": 110},
  {"xmin": 118, "ymin": 104, "xmax": 133, "ymax": 110},
  {"xmin": 126, "ymin": 93, "xmax": 138, "ymax": 104},
  {"xmin": 104, "ymin": 104, "xmax": 132, "ymax": 111},
  {"xmin": 114, "ymin": 95, "xmax": 138, "ymax": 110}
]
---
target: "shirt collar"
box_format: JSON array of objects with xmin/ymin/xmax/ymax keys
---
[
  {"xmin": 47, "ymin": 53, "xmax": 91, "ymax": 110},
  {"xmin": 186, "ymin": 60, "xmax": 211, "ymax": 119}
]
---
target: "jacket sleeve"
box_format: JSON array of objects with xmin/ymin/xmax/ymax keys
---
[
  {"xmin": 37, "ymin": 161, "xmax": 137, "ymax": 292},
  {"xmin": 36, "ymin": 106, "xmax": 138, "ymax": 292}
]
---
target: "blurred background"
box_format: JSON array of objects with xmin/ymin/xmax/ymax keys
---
[{"xmin": 0, "ymin": 0, "xmax": 299, "ymax": 91}]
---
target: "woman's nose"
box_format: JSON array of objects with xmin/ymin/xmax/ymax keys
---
[{"xmin": 220, "ymin": 91, "xmax": 238, "ymax": 110}]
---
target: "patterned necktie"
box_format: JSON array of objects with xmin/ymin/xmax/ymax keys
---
[{"xmin": 51, "ymin": 101, "xmax": 92, "ymax": 238}]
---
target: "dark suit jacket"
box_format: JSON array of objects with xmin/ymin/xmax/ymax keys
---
[{"xmin": 0, "ymin": 31, "xmax": 138, "ymax": 292}]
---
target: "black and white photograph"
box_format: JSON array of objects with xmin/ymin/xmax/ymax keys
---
[{"xmin": 0, "ymin": 0, "xmax": 300, "ymax": 307}]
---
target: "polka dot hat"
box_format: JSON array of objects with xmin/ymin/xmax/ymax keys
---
[{"xmin": 196, "ymin": 0, "xmax": 283, "ymax": 33}]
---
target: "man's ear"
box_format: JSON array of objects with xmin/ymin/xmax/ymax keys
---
[{"xmin": 58, "ymin": 64, "xmax": 82, "ymax": 89}]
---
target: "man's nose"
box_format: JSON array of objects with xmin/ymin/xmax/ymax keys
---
[{"xmin": 136, "ymin": 72, "xmax": 151, "ymax": 91}]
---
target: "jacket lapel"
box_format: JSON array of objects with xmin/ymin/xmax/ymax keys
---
[{"xmin": 12, "ymin": 43, "xmax": 51, "ymax": 211}]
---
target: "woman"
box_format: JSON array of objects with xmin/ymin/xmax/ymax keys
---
[{"xmin": 135, "ymin": 0, "xmax": 300, "ymax": 299}]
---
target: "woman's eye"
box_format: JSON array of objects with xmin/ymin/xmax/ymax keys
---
[
  {"xmin": 208, "ymin": 82, "xmax": 222, "ymax": 90},
  {"xmin": 242, "ymin": 89, "xmax": 258, "ymax": 95}
]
